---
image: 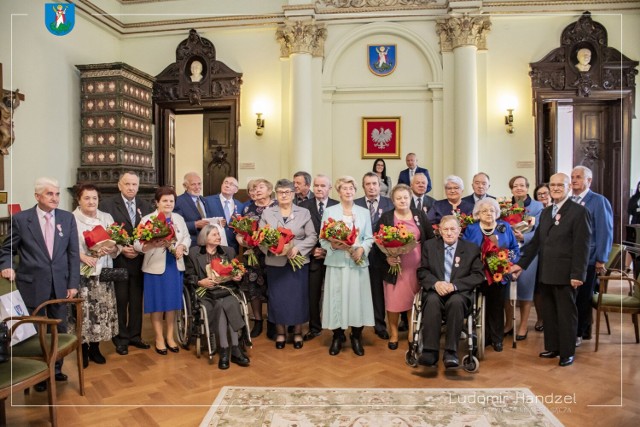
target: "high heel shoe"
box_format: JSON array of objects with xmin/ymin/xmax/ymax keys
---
[
  {"xmin": 293, "ymin": 334, "xmax": 303, "ymax": 349},
  {"xmin": 387, "ymin": 341, "xmax": 399, "ymax": 350},
  {"xmin": 155, "ymin": 346, "xmax": 167, "ymax": 356},
  {"xmin": 504, "ymin": 328, "xmax": 514, "ymax": 336},
  {"xmin": 516, "ymin": 330, "xmax": 529, "ymax": 341},
  {"xmin": 275, "ymin": 334, "xmax": 286, "ymax": 349},
  {"xmin": 165, "ymin": 340, "xmax": 179, "ymax": 353},
  {"xmin": 534, "ymin": 322, "xmax": 544, "ymax": 332}
]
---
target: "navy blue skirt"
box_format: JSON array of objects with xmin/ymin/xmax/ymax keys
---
[{"xmin": 266, "ymin": 263, "xmax": 309, "ymax": 325}]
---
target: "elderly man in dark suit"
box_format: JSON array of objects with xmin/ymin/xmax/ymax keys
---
[
  {"xmin": 0, "ymin": 177, "xmax": 80, "ymax": 389},
  {"xmin": 300, "ymin": 174, "xmax": 338, "ymax": 340},
  {"xmin": 511, "ymin": 173, "xmax": 591, "ymax": 367},
  {"xmin": 410, "ymin": 173, "xmax": 436, "ymax": 214},
  {"xmin": 570, "ymin": 166, "xmax": 613, "ymax": 346},
  {"xmin": 355, "ymin": 172, "xmax": 394, "ymax": 339},
  {"xmin": 99, "ymin": 171, "xmax": 153, "ymax": 355},
  {"xmin": 174, "ymin": 172, "xmax": 211, "ymax": 247},
  {"xmin": 397, "ymin": 153, "xmax": 432, "ymax": 193},
  {"xmin": 461, "ymin": 172, "xmax": 495, "ymax": 205},
  {"xmin": 416, "ymin": 215, "xmax": 484, "ymax": 368},
  {"xmin": 204, "ymin": 176, "xmax": 243, "ymax": 253}
]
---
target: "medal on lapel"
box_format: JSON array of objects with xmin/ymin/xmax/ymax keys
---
[{"xmin": 554, "ymin": 214, "xmax": 561, "ymax": 226}]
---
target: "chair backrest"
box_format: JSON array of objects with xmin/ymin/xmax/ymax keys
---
[{"xmin": 605, "ymin": 243, "xmax": 622, "ymax": 271}]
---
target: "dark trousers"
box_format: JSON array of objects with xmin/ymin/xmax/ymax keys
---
[
  {"xmin": 421, "ymin": 292, "xmax": 468, "ymax": 353},
  {"xmin": 576, "ymin": 264, "xmax": 597, "ymax": 337},
  {"xmin": 541, "ymin": 283, "xmax": 578, "ymax": 358},
  {"xmin": 113, "ymin": 270, "xmax": 144, "ymax": 346},
  {"xmin": 307, "ymin": 259, "xmax": 326, "ymax": 332},
  {"xmin": 30, "ymin": 290, "xmax": 67, "ymax": 374},
  {"xmin": 368, "ymin": 264, "xmax": 387, "ymax": 333},
  {"xmin": 482, "ymin": 282, "xmax": 505, "ymax": 345}
]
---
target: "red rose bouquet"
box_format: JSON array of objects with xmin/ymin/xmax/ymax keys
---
[
  {"xmin": 480, "ymin": 237, "xmax": 514, "ymax": 285},
  {"xmin": 373, "ymin": 223, "xmax": 418, "ymax": 275},
  {"xmin": 105, "ymin": 222, "xmax": 132, "ymax": 246},
  {"xmin": 319, "ymin": 218, "xmax": 364, "ymax": 265},
  {"xmin": 256, "ymin": 225, "xmax": 306, "ymax": 271},
  {"xmin": 132, "ymin": 212, "xmax": 175, "ymax": 242},
  {"xmin": 196, "ymin": 257, "xmax": 246, "ymax": 297},
  {"xmin": 81, "ymin": 225, "xmax": 117, "ymax": 277},
  {"xmin": 229, "ymin": 215, "xmax": 260, "ymax": 266},
  {"xmin": 498, "ymin": 199, "xmax": 533, "ymax": 233}
]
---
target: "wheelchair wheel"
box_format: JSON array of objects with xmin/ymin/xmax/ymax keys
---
[
  {"xmin": 176, "ymin": 285, "xmax": 192, "ymax": 348},
  {"xmin": 462, "ymin": 355, "xmax": 479, "ymax": 373},
  {"xmin": 476, "ymin": 293, "xmax": 485, "ymax": 360}
]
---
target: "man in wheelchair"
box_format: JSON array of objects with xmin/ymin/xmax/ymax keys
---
[{"xmin": 416, "ymin": 215, "xmax": 485, "ymax": 369}]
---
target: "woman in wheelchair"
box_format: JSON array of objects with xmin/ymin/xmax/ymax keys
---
[{"xmin": 185, "ymin": 224, "xmax": 250, "ymax": 370}]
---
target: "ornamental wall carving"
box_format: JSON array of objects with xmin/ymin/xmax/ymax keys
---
[
  {"xmin": 276, "ymin": 20, "xmax": 328, "ymax": 58},
  {"xmin": 316, "ymin": 0, "xmax": 434, "ymax": 8},
  {"xmin": 435, "ymin": 15, "xmax": 491, "ymax": 52}
]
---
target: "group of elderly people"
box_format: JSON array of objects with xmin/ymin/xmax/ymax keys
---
[{"xmin": 2, "ymin": 168, "xmax": 562, "ymax": 381}]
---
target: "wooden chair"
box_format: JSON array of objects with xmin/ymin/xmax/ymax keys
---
[
  {"xmin": 592, "ymin": 274, "xmax": 640, "ymax": 351},
  {"xmin": 0, "ymin": 316, "xmax": 60, "ymax": 426},
  {"xmin": 10, "ymin": 298, "xmax": 85, "ymax": 396}
]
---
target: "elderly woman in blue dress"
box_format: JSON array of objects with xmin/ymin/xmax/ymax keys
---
[
  {"xmin": 503, "ymin": 176, "xmax": 544, "ymax": 340},
  {"xmin": 259, "ymin": 179, "xmax": 317, "ymax": 349},
  {"xmin": 427, "ymin": 175, "xmax": 475, "ymax": 225},
  {"xmin": 462, "ymin": 198, "xmax": 519, "ymax": 352},
  {"xmin": 320, "ymin": 176, "xmax": 374, "ymax": 356},
  {"xmin": 134, "ymin": 186, "xmax": 191, "ymax": 355}
]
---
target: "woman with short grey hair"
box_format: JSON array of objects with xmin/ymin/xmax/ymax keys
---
[{"xmin": 427, "ymin": 175, "xmax": 474, "ymax": 224}]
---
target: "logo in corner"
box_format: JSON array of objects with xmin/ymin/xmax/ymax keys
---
[{"xmin": 45, "ymin": 3, "xmax": 75, "ymax": 36}]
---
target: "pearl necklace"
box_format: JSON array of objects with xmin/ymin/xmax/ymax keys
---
[{"xmin": 480, "ymin": 226, "xmax": 496, "ymax": 236}]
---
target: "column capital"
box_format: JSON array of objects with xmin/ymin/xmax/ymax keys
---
[
  {"xmin": 435, "ymin": 15, "xmax": 491, "ymax": 52},
  {"xmin": 276, "ymin": 19, "xmax": 328, "ymax": 58}
]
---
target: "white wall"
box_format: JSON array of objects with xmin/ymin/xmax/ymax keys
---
[
  {"xmin": 0, "ymin": 0, "xmax": 120, "ymax": 211},
  {"xmin": 175, "ymin": 114, "xmax": 203, "ymax": 190}
]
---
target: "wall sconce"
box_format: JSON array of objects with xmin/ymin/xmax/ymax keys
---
[
  {"xmin": 255, "ymin": 113, "xmax": 265, "ymax": 136},
  {"xmin": 505, "ymin": 109, "xmax": 515, "ymax": 134}
]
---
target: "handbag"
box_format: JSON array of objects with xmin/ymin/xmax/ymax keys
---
[{"xmin": 99, "ymin": 268, "xmax": 129, "ymax": 282}]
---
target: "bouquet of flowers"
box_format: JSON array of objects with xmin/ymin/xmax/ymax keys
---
[
  {"xmin": 105, "ymin": 222, "xmax": 132, "ymax": 246},
  {"xmin": 229, "ymin": 215, "xmax": 260, "ymax": 266},
  {"xmin": 498, "ymin": 199, "xmax": 533, "ymax": 233},
  {"xmin": 373, "ymin": 223, "xmax": 418, "ymax": 275},
  {"xmin": 319, "ymin": 218, "xmax": 364, "ymax": 266},
  {"xmin": 132, "ymin": 212, "xmax": 178, "ymax": 255},
  {"xmin": 255, "ymin": 225, "xmax": 306, "ymax": 271},
  {"xmin": 196, "ymin": 257, "xmax": 246, "ymax": 297},
  {"xmin": 480, "ymin": 236, "xmax": 514, "ymax": 285},
  {"xmin": 81, "ymin": 225, "xmax": 116, "ymax": 277},
  {"xmin": 432, "ymin": 209, "xmax": 474, "ymax": 236}
]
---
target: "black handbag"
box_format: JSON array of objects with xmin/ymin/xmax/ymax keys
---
[
  {"xmin": 0, "ymin": 321, "xmax": 9, "ymax": 363},
  {"xmin": 99, "ymin": 268, "xmax": 129, "ymax": 282}
]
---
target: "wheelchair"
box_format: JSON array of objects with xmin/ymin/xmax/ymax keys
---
[
  {"xmin": 405, "ymin": 286, "xmax": 485, "ymax": 373},
  {"xmin": 175, "ymin": 279, "xmax": 252, "ymax": 364}
]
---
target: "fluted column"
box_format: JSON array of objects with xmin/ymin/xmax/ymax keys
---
[
  {"xmin": 436, "ymin": 15, "xmax": 491, "ymax": 187},
  {"xmin": 276, "ymin": 19, "xmax": 327, "ymax": 174}
]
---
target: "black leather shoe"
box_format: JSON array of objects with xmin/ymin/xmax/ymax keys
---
[
  {"xmin": 387, "ymin": 341, "xmax": 398, "ymax": 350},
  {"xmin": 329, "ymin": 336, "xmax": 342, "ymax": 356},
  {"xmin": 375, "ymin": 329, "xmax": 390, "ymax": 340},
  {"xmin": 218, "ymin": 347, "xmax": 230, "ymax": 370},
  {"xmin": 34, "ymin": 381, "xmax": 47, "ymax": 392},
  {"xmin": 88, "ymin": 343, "xmax": 106, "ymax": 364},
  {"xmin": 130, "ymin": 340, "xmax": 151, "ymax": 349},
  {"xmin": 266, "ymin": 321, "xmax": 277, "ymax": 341},
  {"xmin": 418, "ymin": 351, "xmax": 438, "ymax": 367},
  {"xmin": 539, "ymin": 350, "xmax": 559, "ymax": 358},
  {"xmin": 492, "ymin": 342, "xmax": 503, "ymax": 352},
  {"xmin": 516, "ymin": 330, "xmax": 528, "ymax": 341},
  {"xmin": 504, "ymin": 328, "xmax": 514, "ymax": 336},
  {"xmin": 350, "ymin": 334, "xmax": 364, "ymax": 356},
  {"xmin": 155, "ymin": 346, "xmax": 167, "ymax": 356},
  {"xmin": 443, "ymin": 352, "xmax": 459, "ymax": 369},
  {"xmin": 397, "ymin": 321, "xmax": 408, "ymax": 332},
  {"xmin": 54, "ymin": 373, "xmax": 68, "ymax": 382},
  {"xmin": 303, "ymin": 330, "xmax": 321, "ymax": 341},
  {"xmin": 230, "ymin": 346, "xmax": 250, "ymax": 367},
  {"xmin": 115, "ymin": 345, "xmax": 128, "ymax": 355},
  {"xmin": 165, "ymin": 341, "xmax": 179, "ymax": 353},
  {"xmin": 275, "ymin": 334, "xmax": 286, "ymax": 349},
  {"xmin": 559, "ymin": 356, "xmax": 574, "ymax": 367},
  {"xmin": 534, "ymin": 322, "xmax": 544, "ymax": 332},
  {"xmin": 293, "ymin": 335, "xmax": 303, "ymax": 349},
  {"xmin": 250, "ymin": 320, "xmax": 263, "ymax": 338},
  {"xmin": 82, "ymin": 343, "xmax": 89, "ymax": 368}
]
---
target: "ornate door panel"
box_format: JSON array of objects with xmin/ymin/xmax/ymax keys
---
[
  {"xmin": 203, "ymin": 109, "xmax": 236, "ymax": 196},
  {"xmin": 164, "ymin": 109, "xmax": 176, "ymax": 188}
]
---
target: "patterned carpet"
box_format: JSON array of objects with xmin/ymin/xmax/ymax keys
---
[{"xmin": 200, "ymin": 386, "xmax": 563, "ymax": 426}]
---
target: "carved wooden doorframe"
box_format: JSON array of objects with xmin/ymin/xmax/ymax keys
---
[{"xmin": 153, "ymin": 29, "xmax": 243, "ymax": 189}]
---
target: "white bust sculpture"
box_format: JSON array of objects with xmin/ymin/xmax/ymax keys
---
[
  {"xmin": 576, "ymin": 48, "xmax": 592, "ymax": 72},
  {"xmin": 190, "ymin": 60, "xmax": 203, "ymax": 82}
]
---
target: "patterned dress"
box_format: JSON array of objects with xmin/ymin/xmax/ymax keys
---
[{"xmin": 69, "ymin": 208, "xmax": 119, "ymax": 343}]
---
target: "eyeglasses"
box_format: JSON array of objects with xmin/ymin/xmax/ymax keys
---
[
  {"xmin": 276, "ymin": 190, "xmax": 293, "ymax": 196},
  {"xmin": 445, "ymin": 186, "xmax": 461, "ymax": 191},
  {"xmin": 440, "ymin": 227, "xmax": 458, "ymax": 233},
  {"xmin": 536, "ymin": 191, "xmax": 550, "ymax": 197},
  {"xmin": 479, "ymin": 209, "xmax": 496, "ymax": 215}
]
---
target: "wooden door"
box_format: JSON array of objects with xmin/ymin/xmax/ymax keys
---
[
  {"xmin": 573, "ymin": 101, "xmax": 621, "ymax": 238},
  {"xmin": 164, "ymin": 109, "xmax": 176, "ymax": 188},
  {"xmin": 203, "ymin": 108, "xmax": 237, "ymax": 196}
]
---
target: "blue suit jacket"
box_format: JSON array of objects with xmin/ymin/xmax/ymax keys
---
[
  {"xmin": 461, "ymin": 194, "xmax": 496, "ymax": 205},
  {"xmin": 427, "ymin": 199, "xmax": 474, "ymax": 225},
  {"xmin": 354, "ymin": 195, "xmax": 394, "ymax": 226},
  {"xmin": 174, "ymin": 192, "xmax": 210, "ymax": 247},
  {"xmin": 0, "ymin": 206, "xmax": 80, "ymax": 308},
  {"xmin": 398, "ymin": 166, "xmax": 432, "ymax": 193},
  {"xmin": 204, "ymin": 194, "xmax": 242, "ymax": 252},
  {"xmin": 580, "ymin": 190, "xmax": 613, "ymax": 265}
]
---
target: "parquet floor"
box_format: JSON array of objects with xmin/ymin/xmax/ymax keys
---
[{"xmin": 6, "ymin": 298, "xmax": 639, "ymax": 426}]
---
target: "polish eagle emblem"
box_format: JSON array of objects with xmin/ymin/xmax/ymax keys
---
[{"xmin": 370, "ymin": 127, "xmax": 392, "ymax": 149}]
